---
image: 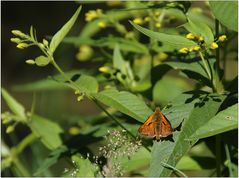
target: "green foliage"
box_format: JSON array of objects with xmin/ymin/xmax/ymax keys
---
[
  {"xmin": 190, "ymin": 104, "xmax": 238, "ymax": 140},
  {"xmin": 131, "ymin": 22, "xmax": 197, "ymax": 49},
  {"xmin": 209, "ymin": 1, "xmax": 238, "ymax": 32},
  {"xmin": 50, "ymin": 6, "xmax": 82, "ymax": 53},
  {"xmin": 3, "ymin": 2, "xmax": 238, "ymax": 177},
  {"xmin": 29, "ymin": 114, "xmax": 63, "ymax": 150}
]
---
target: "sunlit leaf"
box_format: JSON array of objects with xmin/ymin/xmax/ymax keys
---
[
  {"xmin": 1, "ymin": 88, "xmax": 26, "ymax": 121},
  {"xmin": 209, "ymin": 1, "xmax": 238, "ymax": 32},
  {"xmin": 131, "ymin": 22, "xmax": 197, "ymax": 49},
  {"xmin": 50, "ymin": 6, "xmax": 81, "ymax": 53},
  {"xmin": 29, "ymin": 114, "xmax": 63, "ymax": 150},
  {"xmin": 190, "ymin": 104, "xmax": 238, "ymax": 140}
]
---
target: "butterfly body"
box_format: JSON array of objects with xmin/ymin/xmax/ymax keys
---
[{"xmin": 138, "ymin": 107, "xmax": 173, "ymax": 140}]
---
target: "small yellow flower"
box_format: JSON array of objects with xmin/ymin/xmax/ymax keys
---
[
  {"xmin": 155, "ymin": 22, "xmax": 161, "ymax": 28},
  {"xmin": 218, "ymin": 35, "xmax": 227, "ymax": 42},
  {"xmin": 74, "ymin": 90, "xmax": 80, "ymax": 95},
  {"xmin": 193, "ymin": 46, "xmax": 201, "ymax": 51},
  {"xmin": 154, "ymin": 11, "xmax": 161, "ymax": 16},
  {"xmin": 85, "ymin": 9, "xmax": 103, "ymax": 22},
  {"xmin": 99, "ymin": 66, "xmax": 111, "ymax": 73},
  {"xmin": 76, "ymin": 45, "xmax": 93, "ymax": 61},
  {"xmin": 210, "ymin": 42, "xmax": 218, "ymax": 49},
  {"xmin": 125, "ymin": 31, "xmax": 135, "ymax": 39},
  {"xmin": 25, "ymin": 59, "xmax": 35, "ymax": 65},
  {"xmin": 179, "ymin": 47, "xmax": 189, "ymax": 54},
  {"xmin": 68, "ymin": 126, "xmax": 80, "ymax": 135},
  {"xmin": 16, "ymin": 43, "xmax": 29, "ymax": 49},
  {"xmin": 133, "ymin": 18, "xmax": 143, "ymax": 25},
  {"xmin": 6, "ymin": 125, "xmax": 14, "ymax": 134},
  {"xmin": 186, "ymin": 33, "xmax": 195, "ymax": 40},
  {"xmin": 98, "ymin": 21, "xmax": 107, "ymax": 28},
  {"xmin": 189, "ymin": 47, "xmax": 194, "ymax": 52},
  {"xmin": 10, "ymin": 38, "xmax": 21, "ymax": 43},
  {"xmin": 198, "ymin": 36, "xmax": 204, "ymax": 42},
  {"xmin": 144, "ymin": 16, "xmax": 151, "ymax": 22},
  {"xmin": 77, "ymin": 95, "xmax": 84, "ymax": 102}
]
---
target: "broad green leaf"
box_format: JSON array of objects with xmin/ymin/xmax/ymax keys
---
[
  {"xmin": 153, "ymin": 76, "xmax": 192, "ymax": 106},
  {"xmin": 151, "ymin": 59, "xmax": 216, "ymax": 87},
  {"xmin": 50, "ymin": 6, "xmax": 81, "ymax": 53},
  {"xmin": 113, "ymin": 44, "xmax": 127, "ymax": 75},
  {"xmin": 1, "ymin": 88, "xmax": 26, "ymax": 121},
  {"xmin": 34, "ymin": 145, "xmax": 68, "ymax": 176},
  {"xmin": 190, "ymin": 104, "xmax": 238, "ymax": 140},
  {"xmin": 121, "ymin": 147, "xmax": 150, "ymax": 174},
  {"xmin": 184, "ymin": 17, "xmax": 214, "ymax": 45},
  {"xmin": 13, "ymin": 72, "xmax": 98, "ymax": 94},
  {"xmin": 149, "ymin": 93, "xmax": 225, "ymax": 176},
  {"xmin": 35, "ymin": 55, "xmax": 50, "ymax": 67},
  {"xmin": 29, "ymin": 114, "xmax": 63, "ymax": 150},
  {"xmin": 63, "ymin": 37, "xmax": 148, "ymax": 54},
  {"xmin": 92, "ymin": 89, "xmax": 152, "ymax": 123},
  {"xmin": 131, "ymin": 22, "xmax": 197, "ymax": 49},
  {"xmin": 209, "ymin": 1, "xmax": 238, "ymax": 32},
  {"xmin": 71, "ymin": 154, "xmax": 97, "ymax": 177},
  {"xmin": 74, "ymin": 74, "xmax": 99, "ymax": 94}
]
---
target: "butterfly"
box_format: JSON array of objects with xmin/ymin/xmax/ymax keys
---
[{"xmin": 138, "ymin": 107, "xmax": 173, "ymax": 140}]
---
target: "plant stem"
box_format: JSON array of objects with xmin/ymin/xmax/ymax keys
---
[
  {"xmin": 50, "ymin": 59, "xmax": 139, "ymax": 142},
  {"xmin": 199, "ymin": 51, "xmax": 212, "ymax": 81},
  {"xmin": 216, "ymin": 135, "xmax": 221, "ymax": 177},
  {"xmin": 225, "ymin": 144, "xmax": 234, "ymax": 177},
  {"xmin": 12, "ymin": 157, "xmax": 31, "ymax": 176},
  {"xmin": 161, "ymin": 162, "xmax": 188, "ymax": 178}
]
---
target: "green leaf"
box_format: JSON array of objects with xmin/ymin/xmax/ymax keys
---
[
  {"xmin": 74, "ymin": 74, "xmax": 99, "ymax": 94},
  {"xmin": 1, "ymin": 88, "xmax": 26, "ymax": 121},
  {"xmin": 35, "ymin": 55, "xmax": 50, "ymax": 67},
  {"xmin": 29, "ymin": 114, "xmax": 63, "ymax": 150},
  {"xmin": 209, "ymin": 1, "xmax": 238, "ymax": 32},
  {"xmin": 131, "ymin": 22, "xmax": 197, "ymax": 49},
  {"xmin": 50, "ymin": 6, "xmax": 81, "ymax": 53},
  {"xmin": 71, "ymin": 154, "xmax": 97, "ymax": 177},
  {"xmin": 64, "ymin": 37, "xmax": 148, "ymax": 54},
  {"xmin": 190, "ymin": 104, "xmax": 238, "ymax": 140},
  {"xmin": 34, "ymin": 145, "xmax": 68, "ymax": 176},
  {"xmin": 92, "ymin": 89, "xmax": 152, "ymax": 123},
  {"xmin": 151, "ymin": 59, "xmax": 216, "ymax": 87},
  {"xmin": 153, "ymin": 76, "xmax": 192, "ymax": 106},
  {"xmin": 149, "ymin": 93, "xmax": 225, "ymax": 176},
  {"xmin": 184, "ymin": 17, "xmax": 214, "ymax": 45}
]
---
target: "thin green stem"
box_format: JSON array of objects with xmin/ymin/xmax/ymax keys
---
[
  {"xmin": 161, "ymin": 162, "xmax": 188, "ymax": 178},
  {"xmin": 225, "ymin": 144, "xmax": 234, "ymax": 177},
  {"xmin": 216, "ymin": 135, "xmax": 222, "ymax": 177},
  {"xmin": 199, "ymin": 51, "xmax": 212, "ymax": 81},
  {"xmin": 15, "ymin": 133, "xmax": 37, "ymax": 154},
  {"xmin": 12, "ymin": 157, "xmax": 31, "ymax": 176},
  {"xmin": 215, "ymin": 19, "xmax": 220, "ymax": 73}
]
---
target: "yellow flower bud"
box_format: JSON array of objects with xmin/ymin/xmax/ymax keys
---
[
  {"xmin": 43, "ymin": 39, "xmax": 49, "ymax": 46},
  {"xmin": 193, "ymin": 46, "xmax": 201, "ymax": 51},
  {"xmin": 76, "ymin": 45, "xmax": 93, "ymax": 61},
  {"xmin": 144, "ymin": 16, "xmax": 151, "ymax": 22},
  {"xmin": 74, "ymin": 90, "xmax": 80, "ymax": 95},
  {"xmin": 99, "ymin": 66, "xmax": 111, "ymax": 73},
  {"xmin": 77, "ymin": 95, "xmax": 84, "ymax": 102},
  {"xmin": 186, "ymin": 33, "xmax": 195, "ymax": 40},
  {"xmin": 218, "ymin": 35, "xmax": 227, "ymax": 42},
  {"xmin": 10, "ymin": 38, "xmax": 21, "ymax": 43},
  {"xmin": 68, "ymin": 126, "xmax": 80, "ymax": 135},
  {"xmin": 96, "ymin": 9, "xmax": 103, "ymax": 15},
  {"xmin": 133, "ymin": 18, "xmax": 143, "ymax": 25},
  {"xmin": 6, "ymin": 125, "xmax": 14, "ymax": 134},
  {"xmin": 198, "ymin": 36, "xmax": 204, "ymax": 42},
  {"xmin": 39, "ymin": 43, "xmax": 45, "ymax": 49},
  {"xmin": 210, "ymin": 42, "xmax": 218, "ymax": 49},
  {"xmin": 154, "ymin": 11, "xmax": 161, "ymax": 16},
  {"xmin": 155, "ymin": 22, "xmax": 161, "ymax": 28},
  {"xmin": 98, "ymin": 21, "xmax": 107, "ymax": 28},
  {"xmin": 179, "ymin": 47, "xmax": 189, "ymax": 54},
  {"xmin": 189, "ymin": 47, "xmax": 194, "ymax": 52},
  {"xmin": 85, "ymin": 10, "xmax": 97, "ymax": 22},
  {"xmin": 11, "ymin": 30, "xmax": 27, "ymax": 38},
  {"xmin": 16, "ymin": 43, "xmax": 29, "ymax": 49},
  {"xmin": 25, "ymin": 59, "xmax": 35, "ymax": 65}
]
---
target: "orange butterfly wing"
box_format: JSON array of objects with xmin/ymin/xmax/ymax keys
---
[
  {"xmin": 138, "ymin": 115, "xmax": 156, "ymax": 138},
  {"xmin": 159, "ymin": 112, "xmax": 173, "ymax": 137}
]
